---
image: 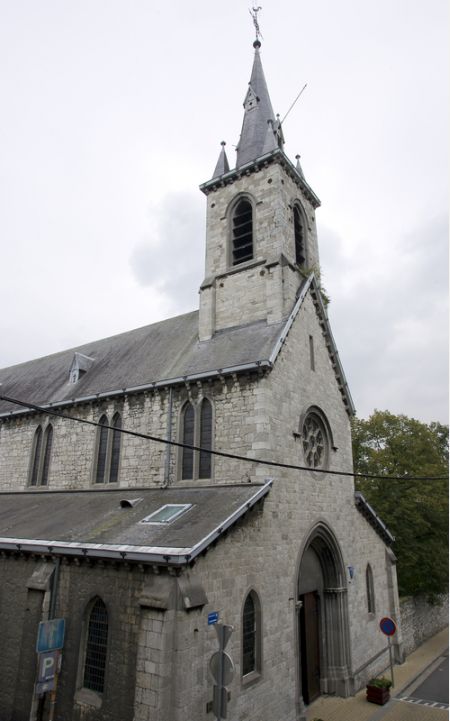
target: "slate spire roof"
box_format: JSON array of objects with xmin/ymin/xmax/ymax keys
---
[
  {"xmin": 236, "ymin": 40, "xmax": 283, "ymax": 168},
  {"xmin": 212, "ymin": 141, "xmax": 230, "ymax": 178}
]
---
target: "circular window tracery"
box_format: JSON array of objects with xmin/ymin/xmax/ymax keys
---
[{"xmin": 302, "ymin": 413, "xmax": 328, "ymax": 469}]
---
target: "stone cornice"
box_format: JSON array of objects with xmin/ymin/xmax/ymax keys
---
[{"xmin": 200, "ymin": 149, "xmax": 321, "ymax": 209}]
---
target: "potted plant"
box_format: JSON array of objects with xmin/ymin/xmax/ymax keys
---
[{"xmin": 366, "ymin": 676, "xmax": 392, "ymax": 705}]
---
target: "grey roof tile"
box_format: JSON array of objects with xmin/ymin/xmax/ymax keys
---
[
  {"xmin": 0, "ymin": 311, "xmax": 285, "ymax": 414},
  {"xmin": 0, "ymin": 483, "xmax": 271, "ymax": 564}
]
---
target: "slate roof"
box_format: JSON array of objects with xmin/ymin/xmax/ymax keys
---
[
  {"xmin": 0, "ymin": 275, "xmax": 355, "ymax": 418},
  {"xmin": 236, "ymin": 41, "xmax": 277, "ymax": 168},
  {"xmin": 0, "ymin": 482, "xmax": 271, "ymax": 566},
  {"xmin": 0, "ymin": 311, "xmax": 284, "ymax": 416}
]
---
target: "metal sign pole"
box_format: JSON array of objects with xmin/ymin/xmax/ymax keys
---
[
  {"xmin": 388, "ymin": 636, "xmax": 395, "ymax": 688},
  {"xmin": 217, "ymin": 632, "xmax": 223, "ymax": 721}
]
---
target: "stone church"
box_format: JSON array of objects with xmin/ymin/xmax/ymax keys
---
[{"xmin": 0, "ymin": 38, "xmax": 402, "ymax": 721}]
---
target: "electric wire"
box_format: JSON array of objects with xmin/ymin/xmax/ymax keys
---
[{"xmin": 0, "ymin": 393, "xmax": 447, "ymax": 482}]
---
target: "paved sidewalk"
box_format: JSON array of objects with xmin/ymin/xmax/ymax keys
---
[{"xmin": 306, "ymin": 627, "xmax": 449, "ymax": 721}]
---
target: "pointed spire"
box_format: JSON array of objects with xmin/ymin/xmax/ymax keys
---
[
  {"xmin": 295, "ymin": 154, "xmax": 305, "ymax": 179},
  {"xmin": 212, "ymin": 141, "xmax": 230, "ymax": 178},
  {"xmin": 262, "ymin": 120, "xmax": 278, "ymax": 155},
  {"xmin": 236, "ymin": 41, "xmax": 279, "ymax": 168}
]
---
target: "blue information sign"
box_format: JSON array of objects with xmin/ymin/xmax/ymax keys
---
[
  {"xmin": 208, "ymin": 611, "xmax": 219, "ymax": 625},
  {"xmin": 36, "ymin": 619, "xmax": 65, "ymax": 653},
  {"xmin": 379, "ymin": 616, "xmax": 396, "ymax": 637}
]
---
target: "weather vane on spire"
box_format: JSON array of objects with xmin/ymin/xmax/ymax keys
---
[{"xmin": 249, "ymin": 6, "xmax": 263, "ymax": 42}]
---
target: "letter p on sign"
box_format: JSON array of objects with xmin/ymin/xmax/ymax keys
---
[{"xmin": 38, "ymin": 651, "xmax": 59, "ymax": 682}]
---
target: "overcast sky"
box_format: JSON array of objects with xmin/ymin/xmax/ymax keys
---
[{"xmin": 0, "ymin": 0, "xmax": 448, "ymax": 423}]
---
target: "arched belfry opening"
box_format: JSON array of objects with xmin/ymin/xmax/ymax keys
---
[{"xmin": 296, "ymin": 524, "xmax": 352, "ymax": 709}]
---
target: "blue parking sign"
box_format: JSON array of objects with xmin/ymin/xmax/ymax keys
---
[{"xmin": 36, "ymin": 619, "xmax": 65, "ymax": 653}]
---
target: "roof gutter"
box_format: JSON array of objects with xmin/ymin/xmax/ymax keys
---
[
  {"xmin": 0, "ymin": 360, "xmax": 273, "ymax": 420},
  {"xmin": 0, "ymin": 480, "xmax": 272, "ymax": 566}
]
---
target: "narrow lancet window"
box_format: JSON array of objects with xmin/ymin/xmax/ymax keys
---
[
  {"xmin": 30, "ymin": 424, "xmax": 53, "ymax": 486},
  {"xmin": 83, "ymin": 598, "xmax": 108, "ymax": 693},
  {"xmin": 30, "ymin": 426, "xmax": 43, "ymax": 486},
  {"xmin": 41, "ymin": 425, "xmax": 53, "ymax": 486},
  {"xmin": 242, "ymin": 590, "xmax": 261, "ymax": 678},
  {"xmin": 95, "ymin": 416, "xmax": 109, "ymax": 484},
  {"xmin": 109, "ymin": 413, "xmax": 122, "ymax": 484},
  {"xmin": 181, "ymin": 403, "xmax": 195, "ymax": 480},
  {"xmin": 232, "ymin": 199, "xmax": 253, "ymax": 265},
  {"xmin": 294, "ymin": 205, "xmax": 306, "ymax": 266},
  {"xmin": 199, "ymin": 398, "xmax": 212, "ymax": 478},
  {"xmin": 366, "ymin": 564, "xmax": 376, "ymax": 614}
]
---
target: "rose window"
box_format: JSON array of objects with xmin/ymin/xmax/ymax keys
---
[{"xmin": 302, "ymin": 414, "xmax": 327, "ymax": 469}]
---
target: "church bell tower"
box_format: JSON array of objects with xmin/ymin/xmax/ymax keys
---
[{"xmin": 198, "ymin": 39, "xmax": 322, "ymax": 341}]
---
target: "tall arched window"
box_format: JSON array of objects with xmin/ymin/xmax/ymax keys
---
[
  {"xmin": 242, "ymin": 590, "xmax": 262, "ymax": 678},
  {"xmin": 30, "ymin": 426, "xmax": 43, "ymax": 486},
  {"xmin": 199, "ymin": 398, "xmax": 212, "ymax": 479},
  {"xmin": 109, "ymin": 413, "xmax": 122, "ymax": 484},
  {"xmin": 95, "ymin": 415, "xmax": 109, "ymax": 484},
  {"xmin": 95, "ymin": 413, "xmax": 122, "ymax": 484},
  {"xmin": 181, "ymin": 402, "xmax": 195, "ymax": 480},
  {"xmin": 41, "ymin": 425, "xmax": 53, "ymax": 486},
  {"xmin": 83, "ymin": 598, "xmax": 108, "ymax": 693},
  {"xmin": 30, "ymin": 424, "xmax": 53, "ymax": 486},
  {"xmin": 232, "ymin": 199, "xmax": 253, "ymax": 265},
  {"xmin": 293, "ymin": 204, "xmax": 306, "ymax": 267},
  {"xmin": 180, "ymin": 398, "xmax": 214, "ymax": 480},
  {"xmin": 366, "ymin": 563, "xmax": 376, "ymax": 614}
]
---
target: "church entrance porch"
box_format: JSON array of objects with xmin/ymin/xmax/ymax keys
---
[{"xmin": 297, "ymin": 523, "xmax": 353, "ymax": 712}]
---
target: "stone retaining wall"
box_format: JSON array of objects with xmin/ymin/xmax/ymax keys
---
[{"xmin": 400, "ymin": 594, "xmax": 448, "ymax": 656}]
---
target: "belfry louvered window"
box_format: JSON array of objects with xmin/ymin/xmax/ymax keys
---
[
  {"xmin": 294, "ymin": 205, "xmax": 306, "ymax": 266},
  {"xmin": 95, "ymin": 412, "xmax": 122, "ymax": 483},
  {"xmin": 83, "ymin": 598, "xmax": 108, "ymax": 693},
  {"xmin": 232, "ymin": 199, "xmax": 253, "ymax": 265},
  {"xmin": 29, "ymin": 424, "xmax": 53, "ymax": 486},
  {"xmin": 180, "ymin": 398, "xmax": 213, "ymax": 480}
]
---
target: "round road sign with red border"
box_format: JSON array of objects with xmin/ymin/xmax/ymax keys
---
[{"xmin": 379, "ymin": 616, "xmax": 396, "ymax": 636}]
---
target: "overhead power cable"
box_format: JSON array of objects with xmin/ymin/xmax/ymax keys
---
[{"xmin": 0, "ymin": 393, "xmax": 447, "ymax": 482}]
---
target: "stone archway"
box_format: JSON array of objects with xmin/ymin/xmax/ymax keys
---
[{"xmin": 297, "ymin": 523, "xmax": 352, "ymax": 712}]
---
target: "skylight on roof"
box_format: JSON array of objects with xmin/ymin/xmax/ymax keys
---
[{"xmin": 140, "ymin": 504, "xmax": 192, "ymax": 525}]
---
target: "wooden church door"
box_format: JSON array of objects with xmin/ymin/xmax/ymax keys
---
[{"xmin": 299, "ymin": 591, "xmax": 321, "ymax": 704}]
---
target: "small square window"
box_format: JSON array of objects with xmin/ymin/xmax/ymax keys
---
[{"xmin": 139, "ymin": 504, "xmax": 192, "ymax": 525}]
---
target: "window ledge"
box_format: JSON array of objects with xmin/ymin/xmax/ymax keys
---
[
  {"xmin": 218, "ymin": 258, "xmax": 266, "ymax": 279},
  {"xmin": 241, "ymin": 670, "xmax": 262, "ymax": 688},
  {"xmin": 74, "ymin": 687, "xmax": 103, "ymax": 709}
]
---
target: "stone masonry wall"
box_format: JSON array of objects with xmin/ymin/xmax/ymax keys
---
[
  {"xmin": 200, "ymin": 159, "xmax": 320, "ymax": 334},
  {"xmin": 400, "ymin": 594, "xmax": 449, "ymax": 656},
  {"xmin": 162, "ymin": 294, "xmax": 401, "ymax": 721}
]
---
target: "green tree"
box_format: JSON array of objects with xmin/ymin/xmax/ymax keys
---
[{"xmin": 352, "ymin": 410, "xmax": 448, "ymax": 599}]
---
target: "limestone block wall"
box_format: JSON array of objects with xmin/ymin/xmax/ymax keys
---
[
  {"xmin": 400, "ymin": 595, "xmax": 449, "ymax": 656},
  {"xmin": 0, "ymin": 370, "xmax": 269, "ymax": 491}
]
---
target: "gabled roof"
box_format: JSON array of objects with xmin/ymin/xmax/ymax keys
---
[
  {"xmin": 0, "ymin": 482, "xmax": 272, "ymax": 566},
  {"xmin": 0, "ymin": 276, "xmax": 354, "ymax": 418},
  {"xmin": 354, "ymin": 491, "xmax": 395, "ymax": 546},
  {"xmin": 0, "ymin": 311, "xmax": 284, "ymax": 416}
]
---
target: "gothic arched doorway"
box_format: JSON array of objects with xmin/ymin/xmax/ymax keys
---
[{"xmin": 297, "ymin": 523, "xmax": 352, "ymax": 708}]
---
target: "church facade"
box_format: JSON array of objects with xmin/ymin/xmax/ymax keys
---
[{"xmin": 0, "ymin": 39, "xmax": 402, "ymax": 721}]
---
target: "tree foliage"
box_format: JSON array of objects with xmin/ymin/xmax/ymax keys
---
[{"xmin": 352, "ymin": 410, "xmax": 448, "ymax": 599}]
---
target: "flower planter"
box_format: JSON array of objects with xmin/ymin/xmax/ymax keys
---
[{"xmin": 366, "ymin": 684, "xmax": 390, "ymax": 705}]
